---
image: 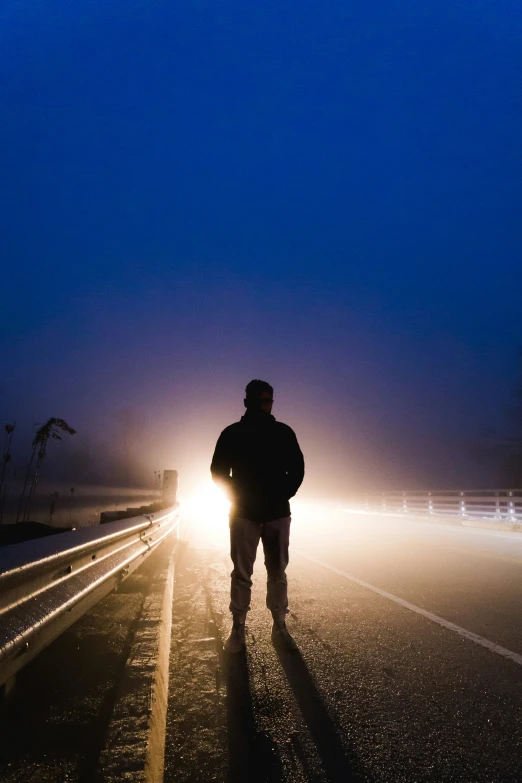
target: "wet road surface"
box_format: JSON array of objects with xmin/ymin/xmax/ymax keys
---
[{"xmin": 164, "ymin": 509, "xmax": 522, "ymax": 781}]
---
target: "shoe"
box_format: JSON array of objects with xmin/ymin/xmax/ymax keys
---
[
  {"xmin": 271, "ymin": 622, "xmax": 298, "ymax": 651},
  {"xmin": 224, "ymin": 623, "xmax": 246, "ymax": 654}
]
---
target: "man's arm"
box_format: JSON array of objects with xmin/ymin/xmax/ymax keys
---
[
  {"xmin": 285, "ymin": 429, "xmax": 305, "ymax": 499},
  {"xmin": 210, "ymin": 429, "xmax": 234, "ymax": 499}
]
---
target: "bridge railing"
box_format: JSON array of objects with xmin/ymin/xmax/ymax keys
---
[
  {"xmin": 358, "ymin": 490, "xmax": 522, "ymax": 524},
  {"xmin": 0, "ymin": 505, "xmax": 180, "ymax": 688}
]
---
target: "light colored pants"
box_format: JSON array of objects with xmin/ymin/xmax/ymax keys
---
[{"xmin": 229, "ymin": 516, "xmax": 291, "ymax": 624}]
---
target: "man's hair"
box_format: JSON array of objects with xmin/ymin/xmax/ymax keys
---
[{"xmin": 245, "ymin": 379, "xmax": 273, "ymax": 402}]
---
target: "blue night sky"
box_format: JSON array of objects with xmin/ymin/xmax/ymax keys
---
[{"xmin": 1, "ymin": 0, "xmax": 521, "ymax": 494}]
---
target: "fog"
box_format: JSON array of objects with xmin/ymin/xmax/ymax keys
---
[{"xmin": 0, "ymin": 376, "xmax": 509, "ymax": 529}]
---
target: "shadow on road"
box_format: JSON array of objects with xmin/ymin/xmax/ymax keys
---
[
  {"xmin": 275, "ymin": 647, "xmax": 361, "ymax": 783},
  {"xmin": 225, "ymin": 649, "xmax": 282, "ymax": 783}
]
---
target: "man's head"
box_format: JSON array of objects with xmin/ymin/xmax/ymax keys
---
[{"xmin": 244, "ymin": 379, "xmax": 274, "ymax": 415}]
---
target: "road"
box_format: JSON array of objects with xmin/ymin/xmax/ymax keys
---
[
  {"xmin": 165, "ymin": 505, "xmax": 522, "ymax": 782},
  {"xmin": 1, "ymin": 505, "xmax": 521, "ymax": 781}
]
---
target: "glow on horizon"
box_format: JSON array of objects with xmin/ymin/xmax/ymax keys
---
[
  {"xmin": 179, "ymin": 482, "xmax": 352, "ymax": 549},
  {"xmin": 180, "ymin": 480, "xmax": 230, "ymax": 548}
]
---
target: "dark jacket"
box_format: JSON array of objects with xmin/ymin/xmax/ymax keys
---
[{"xmin": 210, "ymin": 412, "xmax": 304, "ymax": 523}]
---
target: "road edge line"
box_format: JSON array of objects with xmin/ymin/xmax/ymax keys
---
[
  {"xmin": 296, "ymin": 550, "xmax": 522, "ymax": 667},
  {"xmin": 144, "ymin": 548, "xmax": 175, "ymax": 783},
  {"xmin": 96, "ymin": 538, "xmax": 176, "ymax": 782}
]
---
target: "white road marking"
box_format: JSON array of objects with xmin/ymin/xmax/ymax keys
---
[
  {"xmin": 144, "ymin": 549, "xmax": 175, "ymax": 783},
  {"xmin": 296, "ymin": 551, "xmax": 522, "ymax": 667}
]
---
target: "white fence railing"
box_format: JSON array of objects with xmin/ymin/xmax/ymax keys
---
[
  {"xmin": 0, "ymin": 505, "xmax": 180, "ymax": 688},
  {"xmin": 358, "ymin": 490, "xmax": 522, "ymax": 524}
]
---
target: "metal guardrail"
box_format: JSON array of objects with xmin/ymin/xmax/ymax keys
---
[
  {"xmin": 359, "ymin": 490, "xmax": 522, "ymax": 524},
  {"xmin": 0, "ymin": 505, "xmax": 180, "ymax": 688}
]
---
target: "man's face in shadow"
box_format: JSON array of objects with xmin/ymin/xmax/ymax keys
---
[{"xmin": 245, "ymin": 391, "xmax": 274, "ymax": 416}]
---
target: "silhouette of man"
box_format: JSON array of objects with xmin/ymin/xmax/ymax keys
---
[{"xmin": 211, "ymin": 379, "xmax": 305, "ymax": 653}]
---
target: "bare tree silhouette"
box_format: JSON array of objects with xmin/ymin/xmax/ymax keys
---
[{"xmin": 17, "ymin": 418, "xmax": 76, "ymax": 523}]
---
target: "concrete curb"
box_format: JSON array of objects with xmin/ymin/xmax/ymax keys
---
[
  {"xmin": 144, "ymin": 547, "xmax": 175, "ymax": 783},
  {"xmin": 96, "ymin": 538, "xmax": 176, "ymax": 783}
]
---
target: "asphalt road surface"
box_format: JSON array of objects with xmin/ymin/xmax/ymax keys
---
[{"xmin": 165, "ymin": 506, "xmax": 522, "ymax": 782}]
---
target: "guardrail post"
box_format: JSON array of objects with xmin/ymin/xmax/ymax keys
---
[
  {"xmin": 460, "ymin": 491, "xmax": 466, "ymax": 518},
  {"xmin": 428, "ymin": 492, "xmax": 433, "ymax": 515},
  {"xmin": 163, "ymin": 470, "xmax": 178, "ymax": 507},
  {"xmin": 508, "ymin": 490, "xmax": 516, "ymax": 522},
  {"xmin": 402, "ymin": 492, "xmax": 407, "ymax": 513},
  {"xmin": 495, "ymin": 491, "xmax": 501, "ymax": 520}
]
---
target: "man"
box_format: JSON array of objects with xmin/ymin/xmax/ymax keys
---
[{"xmin": 211, "ymin": 379, "xmax": 305, "ymax": 653}]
